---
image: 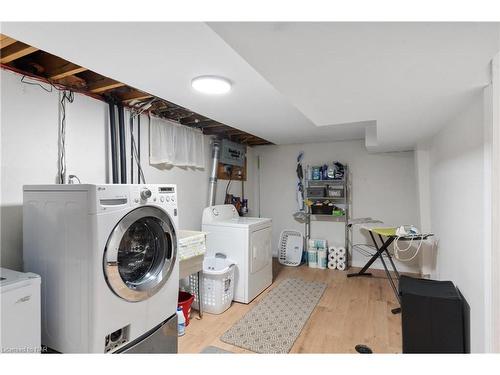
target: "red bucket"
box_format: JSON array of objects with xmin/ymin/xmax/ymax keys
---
[{"xmin": 178, "ymin": 291, "xmax": 195, "ymax": 326}]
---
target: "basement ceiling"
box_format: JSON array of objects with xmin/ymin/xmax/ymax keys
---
[
  {"xmin": 2, "ymin": 22, "xmax": 500, "ymax": 151},
  {"xmin": 0, "ymin": 32, "xmax": 271, "ymax": 146}
]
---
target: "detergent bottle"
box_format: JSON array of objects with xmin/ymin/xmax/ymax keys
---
[{"xmin": 177, "ymin": 306, "xmax": 186, "ymax": 336}]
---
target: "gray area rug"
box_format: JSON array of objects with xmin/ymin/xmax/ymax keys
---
[
  {"xmin": 200, "ymin": 346, "xmax": 233, "ymax": 354},
  {"xmin": 220, "ymin": 278, "xmax": 326, "ymax": 353}
]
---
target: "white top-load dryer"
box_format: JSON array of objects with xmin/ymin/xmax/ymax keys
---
[
  {"xmin": 202, "ymin": 205, "xmax": 272, "ymax": 304},
  {"xmin": 23, "ymin": 184, "xmax": 179, "ymax": 353}
]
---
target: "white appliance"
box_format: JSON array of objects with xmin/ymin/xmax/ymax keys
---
[
  {"xmin": 0, "ymin": 268, "xmax": 41, "ymax": 353},
  {"xmin": 202, "ymin": 205, "xmax": 272, "ymax": 304},
  {"xmin": 23, "ymin": 184, "xmax": 179, "ymax": 353}
]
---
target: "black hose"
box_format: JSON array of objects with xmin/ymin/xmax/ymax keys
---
[
  {"xmin": 130, "ymin": 114, "xmax": 134, "ymax": 184},
  {"xmin": 117, "ymin": 104, "xmax": 127, "ymax": 184},
  {"xmin": 137, "ymin": 115, "xmax": 141, "ymax": 183},
  {"xmin": 108, "ymin": 102, "xmax": 119, "ymax": 184}
]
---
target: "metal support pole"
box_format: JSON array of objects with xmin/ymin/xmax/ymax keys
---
[{"xmin": 208, "ymin": 140, "xmax": 221, "ymax": 206}]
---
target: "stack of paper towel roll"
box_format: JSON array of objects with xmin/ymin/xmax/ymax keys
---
[{"xmin": 328, "ymin": 246, "xmax": 347, "ymax": 271}]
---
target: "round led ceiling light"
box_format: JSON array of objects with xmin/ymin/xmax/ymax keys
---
[{"xmin": 191, "ymin": 75, "xmax": 232, "ymax": 95}]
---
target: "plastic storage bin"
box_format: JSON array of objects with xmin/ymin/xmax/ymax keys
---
[
  {"xmin": 189, "ymin": 256, "xmax": 235, "ymax": 315},
  {"xmin": 177, "ymin": 291, "xmax": 195, "ymax": 326}
]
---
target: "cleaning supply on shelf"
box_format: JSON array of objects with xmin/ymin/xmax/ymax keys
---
[
  {"xmin": 176, "ymin": 307, "xmax": 186, "ymax": 336},
  {"xmin": 322, "ymin": 164, "xmax": 329, "ymax": 180},
  {"xmin": 312, "ymin": 166, "xmax": 321, "ymax": 180}
]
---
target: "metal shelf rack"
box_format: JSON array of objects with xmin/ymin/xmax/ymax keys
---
[{"xmin": 304, "ymin": 166, "xmax": 351, "ymax": 268}]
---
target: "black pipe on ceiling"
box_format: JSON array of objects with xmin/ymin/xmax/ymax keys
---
[
  {"xmin": 108, "ymin": 101, "xmax": 119, "ymax": 184},
  {"xmin": 117, "ymin": 104, "xmax": 127, "ymax": 184}
]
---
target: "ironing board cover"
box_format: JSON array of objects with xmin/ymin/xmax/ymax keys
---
[
  {"xmin": 361, "ymin": 225, "xmax": 433, "ymax": 239},
  {"xmin": 369, "ymin": 227, "xmax": 398, "ymax": 237}
]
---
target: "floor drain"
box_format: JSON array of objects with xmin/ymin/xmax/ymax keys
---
[{"xmin": 355, "ymin": 344, "xmax": 373, "ymax": 354}]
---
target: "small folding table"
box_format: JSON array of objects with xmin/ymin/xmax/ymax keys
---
[{"xmin": 347, "ymin": 226, "xmax": 433, "ymax": 314}]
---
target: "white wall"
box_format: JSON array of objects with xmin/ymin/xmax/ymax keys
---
[
  {"xmin": 490, "ymin": 52, "xmax": 500, "ymax": 353},
  {"xmin": 416, "ymin": 89, "xmax": 488, "ymax": 352},
  {"xmin": 252, "ymin": 140, "xmax": 420, "ymax": 273},
  {"xmin": 0, "ymin": 70, "xmax": 211, "ymax": 271}
]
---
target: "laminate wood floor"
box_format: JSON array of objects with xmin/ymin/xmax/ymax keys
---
[{"xmin": 179, "ymin": 260, "xmax": 403, "ymax": 354}]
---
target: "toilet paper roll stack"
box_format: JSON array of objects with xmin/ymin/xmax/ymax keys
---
[{"xmin": 327, "ymin": 246, "xmax": 347, "ymax": 270}]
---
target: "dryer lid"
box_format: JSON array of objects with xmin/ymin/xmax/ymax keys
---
[
  {"xmin": 202, "ymin": 205, "xmax": 271, "ymax": 229},
  {"xmin": 0, "ymin": 268, "xmax": 40, "ymax": 291}
]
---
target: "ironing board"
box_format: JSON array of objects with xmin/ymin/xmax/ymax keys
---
[{"xmin": 347, "ymin": 225, "xmax": 433, "ymax": 314}]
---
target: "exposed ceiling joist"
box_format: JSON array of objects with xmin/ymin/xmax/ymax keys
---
[
  {"xmin": 0, "ymin": 32, "xmax": 272, "ymax": 147},
  {"xmin": 88, "ymin": 79, "xmax": 126, "ymax": 93},
  {"xmin": 0, "ymin": 41, "xmax": 38, "ymax": 64},
  {"xmin": 48, "ymin": 63, "xmax": 88, "ymax": 80},
  {"xmin": 120, "ymin": 90, "xmax": 153, "ymax": 102},
  {"xmin": 0, "ymin": 35, "xmax": 17, "ymax": 49}
]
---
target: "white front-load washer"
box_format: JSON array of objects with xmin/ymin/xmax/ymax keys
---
[
  {"xmin": 202, "ymin": 205, "xmax": 272, "ymax": 304},
  {"xmin": 23, "ymin": 184, "xmax": 179, "ymax": 353}
]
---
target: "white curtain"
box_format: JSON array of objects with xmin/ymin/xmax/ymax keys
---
[{"xmin": 149, "ymin": 117, "xmax": 205, "ymax": 168}]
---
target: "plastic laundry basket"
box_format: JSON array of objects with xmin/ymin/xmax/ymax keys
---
[{"xmin": 189, "ymin": 256, "xmax": 235, "ymax": 315}]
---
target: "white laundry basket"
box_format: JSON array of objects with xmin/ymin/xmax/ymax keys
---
[{"xmin": 189, "ymin": 256, "xmax": 235, "ymax": 315}]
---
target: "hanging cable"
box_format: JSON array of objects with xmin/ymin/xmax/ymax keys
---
[
  {"xmin": 129, "ymin": 109, "xmax": 146, "ymax": 184},
  {"xmin": 393, "ymin": 236, "xmax": 424, "ymax": 262},
  {"xmin": 21, "ymin": 75, "xmax": 54, "ymax": 93},
  {"xmin": 58, "ymin": 90, "xmax": 74, "ymax": 184},
  {"xmin": 224, "ymin": 179, "xmax": 232, "ymax": 204}
]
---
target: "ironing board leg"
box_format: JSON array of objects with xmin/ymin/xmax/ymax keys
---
[
  {"xmin": 379, "ymin": 234, "xmax": 401, "ymax": 280},
  {"xmin": 373, "ymin": 234, "xmax": 401, "ymax": 314},
  {"xmin": 348, "ymin": 232, "xmax": 401, "ymax": 314},
  {"xmin": 347, "ymin": 231, "xmax": 380, "ymax": 277},
  {"xmin": 377, "ymin": 244, "xmax": 401, "ymax": 312},
  {"xmin": 347, "ymin": 232, "xmax": 388, "ymax": 277}
]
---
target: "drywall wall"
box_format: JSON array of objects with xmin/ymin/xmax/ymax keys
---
[
  {"xmin": 0, "ymin": 69, "xmax": 211, "ymax": 271},
  {"xmin": 416, "ymin": 89, "xmax": 488, "ymax": 352},
  {"xmin": 490, "ymin": 52, "xmax": 500, "ymax": 353},
  {"xmin": 252, "ymin": 140, "xmax": 420, "ymax": 273}
]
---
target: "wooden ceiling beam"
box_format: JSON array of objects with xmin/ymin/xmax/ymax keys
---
[
  {"xmin": 88, "ymin": 79, "xmax": 126, "ymax": 94},
  {"xmin": 120, "ymin": 90, "xmax": 153, "ymax": 102},
  {"xmin": 0, "ymin": 35, "xmax": 17, "ymax": 49},
  {"xmin": 48, "ymin": 63, "xmax": 88, "ymax": 81},
  {"xmin": 225, "ymin": 130, "xmax": 247, "ymax": 135},
  {"xmin": 0, "ymin": 41, "xmax": 38, "ymax": 64},
  {"xmin": 189, "ymin": 120, "xmax": 217, "ymax": 128},
  {"xmin": 202, "ymin": 123, "xmax": 228, "ymax": 129}
]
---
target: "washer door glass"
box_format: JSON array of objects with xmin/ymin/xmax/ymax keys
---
[{"xmin": 104, "ymin": 206, "xmax": 177, "ymax": 302}]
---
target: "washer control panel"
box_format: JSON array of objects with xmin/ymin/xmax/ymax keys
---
[
  {"xmin": 132, "ymin": 185, "xmax": 177, "ymax": 208},
  {"xmin": 94, "ymin": 184, "xmax": 177, "ymax": 213}
]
